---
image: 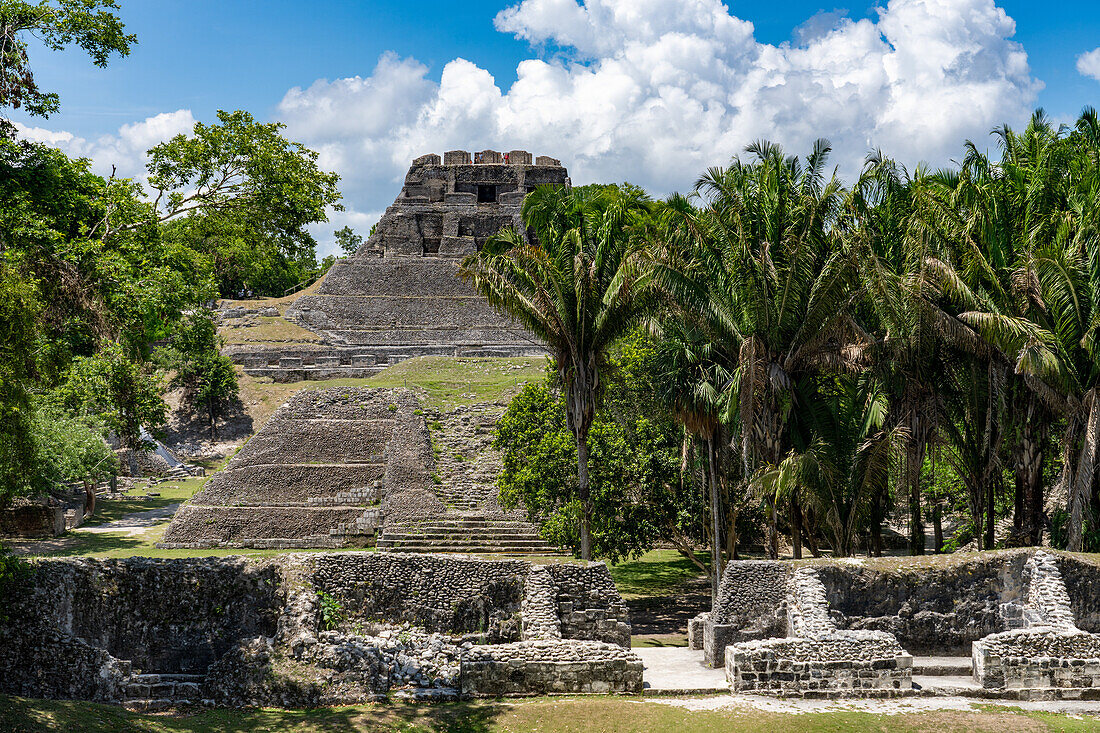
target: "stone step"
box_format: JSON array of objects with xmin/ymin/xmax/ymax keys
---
[
  {"xmin": 380, "ymin": 532, "xmax": 543, "ymax": 543},
  {"xmin": 376, "ymin": 540, "xmax": 558, "ymax": 553},
  {"xmin": 912, "ymin": 657, "xmax": 972, "ymax": 676},
  {"xmin": 129, "ymin": 673, "xmax": 204, "ymax": 684},
  {"xmin": 374, "ymin": 539, "xmax": 558, "ymax": 550},
  {"xmin": 122, "ymin": 697, "xmax": 214, "ymax": 711},
  {"xmin": 377, "ymin": 535, "xmax": 552, "ymax": 545},
  {"xmin": 123, "ymin": 673, "xmax": 206, "ymax": 704}
]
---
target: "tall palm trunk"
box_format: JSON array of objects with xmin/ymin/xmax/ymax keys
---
[
  {"xmin": 902, "ymin": 405, "xmax": 929, "ymax": 555},
  {"xmin": 575, "ymin": 433, "xmax": 592, "ymax": 560},
  {"xmin": 1066, "ymin": 390, "xmax": 1099, "ymax": 552},
  {"xmin": 1011, "ymin": 391, "xmax": 1046, "ymax": 546},
  {"xmin": 566, "ymin": 366, "xmax": 597, "ymax": 561},
  {"xmin": 790, "ymin": 500, "xmax": 803, "ymax": 559},
  {"xmin": 707, "ymin": 435, "xmax": 721, "ymax": 597}
]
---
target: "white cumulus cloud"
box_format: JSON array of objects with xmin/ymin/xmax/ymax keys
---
[
  {"xmin": 1078, "ymin": 48, "xmax": 1100, "ymax": 82},
  {"xmin": 276, "ymin": 0, "xmax": 1040, "ymax": 256},
  {"xmin": 14, "ymin": 1, "xmax": 1043, "ymax": 259},
  {"xmin": 15, "ymin": 109, "xmax": 197, "ymax": 183}
]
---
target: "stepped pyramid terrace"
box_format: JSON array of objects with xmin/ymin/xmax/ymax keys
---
[
  {"xmin": 226, "ymin": 150, "xmax": 569, "ymax": 382},
  {"xmin": 159, "ymin": 387, "xmax": 558, "ymax": 554}
]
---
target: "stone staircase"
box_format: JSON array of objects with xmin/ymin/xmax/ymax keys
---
[
  {"xmin": 374, "ymin": 401, "xmax": 562, "ymax": 554},
  {"xmin": 122, "ymin": 672, "xmax": 211, "ymax": 711},
  {"xmin": 377, "ymin": 514, "xmax": 558, "ymax": 554}
]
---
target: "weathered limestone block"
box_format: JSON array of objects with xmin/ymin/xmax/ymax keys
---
[
  {"xmin": 973, "ymin": 551, "xmax": 1100, "ymax": 691},
  {"xmin": 459, "ymin": 640, "xmax": 643, "ymax": 696},
  {"xmin": 727, "ymin": 567, "xmax": 913, "ymax": 696}
]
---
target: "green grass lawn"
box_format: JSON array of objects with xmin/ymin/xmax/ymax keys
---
[
  {"xmin": 608, "ymin": 550, "xmax": 709, "ymax": 600},
  {"xmin": 1, "ymin": 695, "xmax": 1094, "ymax": 733}
]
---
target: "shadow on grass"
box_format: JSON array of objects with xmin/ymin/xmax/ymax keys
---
[
  {"xmin": 0, "ymin": 696, "xmax": 510, "ymax": 733},
  {"xmin": 609, "ymin": 551, "xmax": 709, "ymax": 598},
  {"xmin": 12, "ymin": 531, "xmax": 148, "ymax": 558}
]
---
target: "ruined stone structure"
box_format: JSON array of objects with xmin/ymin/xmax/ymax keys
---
[
  {"xmin": 973, "ymin": 551, "xmax": 1100, "ymax": 692},
  {"xmin": 160, "ymin": 388, "xmax": 436, "ymax": 548},
  {"xmin": 158, "ymin": 387, "xmax": 557, "ymax": 553},
  {"xmin": 0, "ymin": 553, "xmax": 640, "ymax": 707},
  {"xmin": 725, "ymin": 568, "xmax": 913, "ymax": 696},
  {"xmin": 232, "ymin": 151, "xmax": 569, "ymax": 381},
  {"xmin": 698, "ymin": 550, "xmax": 1100, "ymax": 699}
]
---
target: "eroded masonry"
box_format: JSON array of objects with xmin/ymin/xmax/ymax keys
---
[
  {"xmin": 0, "ymin": 553, "xmax": 639, "ymax": 708},
  {"xmin": 690, "ymin": 549, "xmax": 1100, "ymax": 699},
  {"xmin": 230, "ymin": 150, "xmax": 568, "ymax": 382},
  {"xmin": 158, "ymin": 387, "xmax": 556, "ymax": 553}
]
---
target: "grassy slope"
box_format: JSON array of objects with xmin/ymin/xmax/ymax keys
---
[
  {"xmin": 220, "ymin": 316, "xmax": 323, "ymax": 345},
  {"xmin": 237, "ymin": 355, "xmax": 549, "ymax": 428}
]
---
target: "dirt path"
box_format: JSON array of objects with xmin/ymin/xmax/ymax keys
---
[{"xmin": 72, "ymin": 504, "xmax": 181, "ymax": 535}]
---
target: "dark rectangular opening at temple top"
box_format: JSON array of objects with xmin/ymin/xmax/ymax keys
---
[
  {"xmin": 422, "ymin": 238, "xmax": 440, "ymax": 256},
  {"xmin": 477, "ymin": 185, "xmax": 497, "ymax": 203}
]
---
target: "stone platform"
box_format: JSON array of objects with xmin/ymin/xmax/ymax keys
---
[
  {"xmin": 160, "ymin": 387, "xmax": 438, "ymax": 548},
  {"xmin": 236, "ymin": 150, "xmax": 569, "ymax": 382}
]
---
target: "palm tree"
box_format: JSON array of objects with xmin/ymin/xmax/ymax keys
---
[
  {"xmin": 654, "ymin": 140, "xmax": 861, "ymax": 559},
  {"xmin": 947, "ymin": 112, "xmax": 1073, "ymax": 545},
  {"xmin": 650, "ymin": 316, "xmax": 732, "ymax": 598},
  {"xmin": 958, "ymin": 109, "xmax": 1100, "ymax": 551},
  {"xmin": 849, "ymin": 154, "xmax": 988, "ymax": 554},
  {"xmin": 755, "ymin": 376, "xmax": 905, "ymax": 557},
  {"xmin": 460, "ymin": 184, "xmax": 659, "ymax": 560}
]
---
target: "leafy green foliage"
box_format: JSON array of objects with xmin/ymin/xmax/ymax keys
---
[
  {"xmin": 0, "ymin": 0, "xmax": 135, "ymax": 117},
  {"xmin": 53, "ymin": 342, "xmax": 166, "ymax": 450},
  {"xmin": 334, "ymin": 226, "xmax": 363, "ymax": 256},
  {"xmin": 31, "ymin": 403, "xmax": 116, "ymax": 485},
  {"xmin": 0, "ymin": 260, "xmax": 41, "ymax": 501},
  {"xmin": 318, "ymin": 591, "xmax": 346, "ymax": 631},
  {"xmin": 143, "ymin": 111, "xmax": 343, "ymax": 297},
  {"xmin": 155, "ymin": 312, "xmax": 239, "ymax": 437},
  {"xmin": 496, "ymin": 337, "xmax": 701, "ymax": 563}
]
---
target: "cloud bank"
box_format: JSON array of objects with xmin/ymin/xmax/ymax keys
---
[
  {"xmin": 15, "ymin": 110, "xmax": 197, "ymax": 183},
  {"xmin": 16, "ymin": 1, "xmax": 1042, "ymax": 257},
  {"xmin": 277, "ymin": 0, "xmax": 1040, "ymax": 255}
]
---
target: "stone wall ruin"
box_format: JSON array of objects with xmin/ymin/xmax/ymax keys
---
[
  {"xmin": 701, "ymin": 550, "xmax": 1100, "ymax": 698},
  {"xmin": 0, "ymin": 552, "xmax": 640, "ymax": 707},
  {"xmin": 726, "ymin": 567, "xmax": 913, "ymax": 696}
]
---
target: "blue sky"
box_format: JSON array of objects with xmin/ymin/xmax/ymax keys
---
[{"xmin": 11, "ymin": 0, "xmax": 1100, "ymax": 256}]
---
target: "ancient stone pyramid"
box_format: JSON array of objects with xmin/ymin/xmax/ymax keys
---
[
  {"xmin": 160, "ymin": 387, "xmax": 441, "ymax": 548},
  {"xmin": 235, "ymin": 150, "xmax": 569, "ymax": 380}
]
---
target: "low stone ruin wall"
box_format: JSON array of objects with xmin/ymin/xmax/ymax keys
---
[
  {"xmin": 0, "ymin": 501, "xmax": 66, "ymax": 538},
  {"xmin": 703, "ymin": 550, "xmax": 1100, "ymax": 668},
  {"xmin": 973, "ymin": 629, "xmax": 1100, "ymax": 690},
  {"xmin": 726, "ymin": 636, "xmax": 912, "ymax": 696},
  {"xmin": 702, "ymin": 561, "xmax": 789, "ymax": 666},
  {"xmin": 461, "ymin": 640, "xmax": 642, "ymax": 696},
  {"xmin": 0, "ymin": 556, "xmax": 280, "ymax": 701},
  {"xmin": 725, "ymin": 567, "xmax": 912, "ymax": 697},
  {"xmin": 970, "ymin": 550, "xmax": 1100, "ymax": 694},
  {"xmin": 0, "ymin": 552, "xmax": 638, "ymax": 706}
]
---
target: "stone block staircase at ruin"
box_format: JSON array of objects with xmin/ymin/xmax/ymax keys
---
[
  {"xmin": 377, "ymin": 515, "xmax": 557, "ymax": 554},
  {"xmin": 121, "ymin": 672, "xmax": 211, "ymax": 711},
  {"xmin": 377, "ymin": 403, "xmax": 560, "ymax": 555}
]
